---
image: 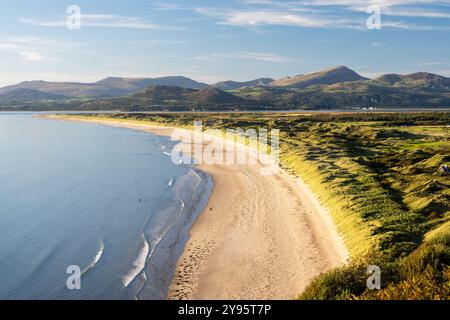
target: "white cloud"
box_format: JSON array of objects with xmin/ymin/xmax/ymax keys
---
[
  {"xmin": 131, "ymin": 40, "xmax": 186, "ymax": 45},
  {"xmin": 227, "ymin": 11, "xmax": 328, "ymax": 27},
  {"xmin": 196, "ymin": 8, "xmax": 333, "ymax": 27}
]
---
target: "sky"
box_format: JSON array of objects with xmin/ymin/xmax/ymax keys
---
[{"xmin": 0, "ymin": 0, "xmax": 450, "ymax": 86}]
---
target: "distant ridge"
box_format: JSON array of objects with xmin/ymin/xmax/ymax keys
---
[
  {"xmin": 0, "ymin": 88, "xmax": 68, "ymax": 101},
  {"xmin": 213, "ymin": 78, "xmax": 274, "ymax": 90},
  {"xmin": 372, "ymin": 72, "xmax": 450, "ymax": 92},
  {"xmin": 0, "ymin": 80, "xmax": 119, "ymax": 98},
  {"xmin": 0, "ymin": 76, "xmax": 208, "ymax": 98},
  {"xmin": 96, "ymin": 76, "xmax": 208, "ymax": 91}
]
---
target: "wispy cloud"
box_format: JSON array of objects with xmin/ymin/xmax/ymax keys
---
[
  {"xmin": 153, "ymin": 3, "xmax": 184, "ymax": 10},
  {"xmin": 196, "ymin": 8, "xmax": 334, "ymax": 27},
  {"xmin": 381, "ymin": 20, "xmax": 448, "ymax": 30},
  {"xmin": 0, "ymin": 37, "xmax": 83, "ymax": 62},
  {"xmin": 194, "ymin": 0, "xmax": 450, "ymax": 30},
  {"xmin": 299, "ymin": 0, "xmax": 450, "ymax": 10},
  {"xmin": 131, "ymin": 40, "xmax": 187, "ymax": 45},
  {"xmin": 418, "ymin": 61, "xmax": 441, "ymax": 66},
  {"xmin": 382, "ymin": 7, "xmax": 450, "ymax": 19},
  {"xmin": 194, "ymin": 51, "xmax": 290, "ymax": 62},
  {"xmin": 281, "ymin": 0, "xmax": 450, "ymax": 19},
  {"xmin": 20, "ymin": 14, "xmax": 185, "ymax": 30}
]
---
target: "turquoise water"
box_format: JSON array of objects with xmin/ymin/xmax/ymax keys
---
[{"xmin": 0, "ymin": 114, "xmax": 212, "ymax": 300}]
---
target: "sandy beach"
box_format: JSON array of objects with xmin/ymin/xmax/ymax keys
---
[{"xmin": 46, "ymin": 116, "xmax": 349, "ymax": 300}]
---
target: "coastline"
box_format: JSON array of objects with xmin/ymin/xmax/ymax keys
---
[
  {"xmin": 44, "ymin": 115, "xmax": 349, "ymax": 300},
  {"xmin": 133, "ymin": 167, "xmax": 213, "ymax": 300}
]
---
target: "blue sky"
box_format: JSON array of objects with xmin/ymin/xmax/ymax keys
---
[{"xmin": 0, "ymin": 0, "xmax": 450, "ymax": 86}]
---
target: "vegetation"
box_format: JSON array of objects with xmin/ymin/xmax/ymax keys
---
[{"xmin": 70, "ymin": 111, "xmax": 450, "ymax": 299}]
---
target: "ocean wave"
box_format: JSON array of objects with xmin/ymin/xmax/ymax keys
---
[
  {"xmin": 81, "ymin": 239, "xmax": 104, "ymax": 276},
  {"xmin": 121, "ymin": 235, "xmax": 149, "ymax": 287}
]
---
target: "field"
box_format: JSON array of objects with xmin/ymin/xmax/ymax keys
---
[{"xmin": 71, "ymin": 111, "xmax": 450, "ymax": 299}]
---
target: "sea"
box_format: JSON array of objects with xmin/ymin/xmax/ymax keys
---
[{"xmin": 0, "ymin": 113, "xmax": 212, "ymax": 300}]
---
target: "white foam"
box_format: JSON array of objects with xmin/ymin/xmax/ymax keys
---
[
  {"xmin": 190, "ymin": 169, "xmax": 202, "ymax": 190},
  {"xmin": 122, "ymin": 235, "xmax": 149, "ymax": 287},
  {"xmin": 92, "ymin": 240, "xmax": 104, "ymax": 267},
  {"xmin": 81, "ymin": 239, "xmax": 104, "ymax": 276}
]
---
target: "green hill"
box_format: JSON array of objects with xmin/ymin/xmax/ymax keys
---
[{"xmin": 213, "ymin": 78, "xmax": 274, "ymax": 90}]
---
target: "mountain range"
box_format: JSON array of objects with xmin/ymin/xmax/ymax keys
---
[
  {"xmin": 0, "ymin": 76, "xmax": 208, "ymax": 98},
  {"xmin": 1, "ymin": 66, "xmax": 449, "ymax": 111}
]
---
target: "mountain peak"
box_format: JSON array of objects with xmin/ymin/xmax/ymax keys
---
[{"xmin": 271, "ymin": 66, "xmax": 367, "ymax": 88}]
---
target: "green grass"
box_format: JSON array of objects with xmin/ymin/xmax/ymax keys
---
[{"xmin": 60, "ymin": 111, "xmax": 450, "ymax": 299}]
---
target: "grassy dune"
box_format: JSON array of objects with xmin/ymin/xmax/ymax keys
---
[{"xmin": 62, "ymin": 111, "xmax": 450, "ymax": 299}]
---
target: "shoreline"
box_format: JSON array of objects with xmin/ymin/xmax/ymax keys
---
[
  {"xmin": 134, "ymin": 167, "xmax": 214, "ymax": 299},
  {"xmin": 43, "ymin": 115, "xmax": 349, "ymax": 300}
]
